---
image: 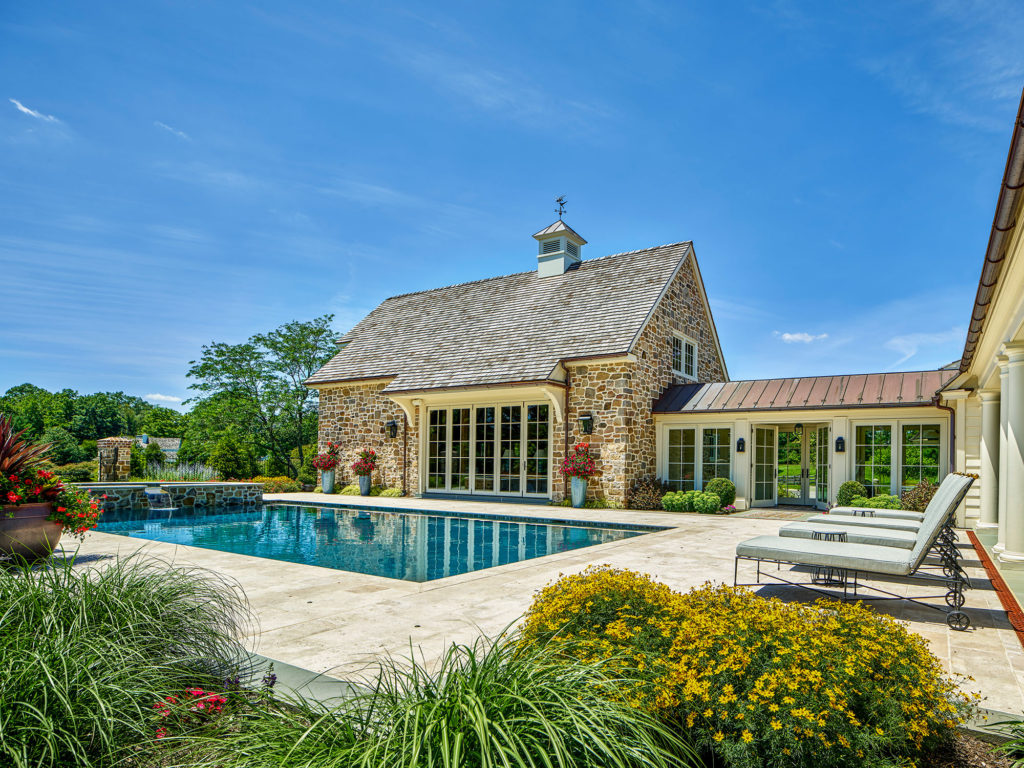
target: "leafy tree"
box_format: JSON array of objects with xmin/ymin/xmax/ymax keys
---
[
  {"xmin": 139, "ymin": 406, "xmax": 185, "ymax": 437},
  {"xmin": 129, "ymin": 443, "xmax": 146, "ymax": 478},
  {"xmin": 144, "ymin": 442, "xmax": 166, "ymax": 467},
  {"xmin": 208, "ymin": 432, "xmax": 255, "ymax": 480},
  {"xmin": 187, "ymin": 315, "xmax": 336, "ymax": 478},
  {"xmin": 41, "ymin": 426, "xmax": 86, "ymax": 465}
]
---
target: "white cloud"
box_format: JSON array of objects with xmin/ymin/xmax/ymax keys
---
[
  {"xmin": 144, "ymin": 393, "xmax": 182, "ymax": 403},
  {"xmin": 154, "ymin": 121, "xmax": 190, "ymax": 140},
  {"xmin": 884, "ymin": 328, "xmax": 964, "ymax": 367},
  {"xmin": 774, "ymin": 331, "xmax": 829, "ymax": 344},
  {"xmin": 9, "ymin": 98, "xmax": 60, "ymax": 122}
]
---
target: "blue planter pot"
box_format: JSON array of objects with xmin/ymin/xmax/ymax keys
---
[
  {"xmin": 570, "ymin": 477, "xmax": 587, "ymax": 508},
  {"xmin": 321, "ymin": 469, "xmax": 335, "ymax": 494},
  {"xmin": 358, "ymin": 475, "xmax": 371, "ymax": 496}
]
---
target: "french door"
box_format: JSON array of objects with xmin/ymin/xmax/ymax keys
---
[
  {"xmin": 752, "ymin": 426, "xmax": 777, "ymax": 507},
  {"xmin": 774, "ymin": 425, "xmax": 828, "ymax": 507},
  {"xmin": 427, "ymin": 403, "xmax": 550, "ymax": 497}
]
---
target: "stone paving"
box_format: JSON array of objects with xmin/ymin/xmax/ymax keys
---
[{"xmin": 73, "ymin": 493, "xmax": 1024, "ymax": 716}]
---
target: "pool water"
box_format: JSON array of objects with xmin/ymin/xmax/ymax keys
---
[{"xmin": 95, "ymin": 504, "xmax": 659, "ymax": 582}]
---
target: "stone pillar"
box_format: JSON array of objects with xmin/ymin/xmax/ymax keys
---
[
  {"xmin": 977, "ymin": 390, "xmax": 1001, "ymax": 531},
  {"xmin": 997, "ymin": 356, "xmax": 1010, "ymax": 553},
  {"xmin": 97, "ymin": 437, "xmax": 134, "ymax": 482},
  {"xmin": 998, "ymin": 345, "xmax": 1024, "ymax": 567}
]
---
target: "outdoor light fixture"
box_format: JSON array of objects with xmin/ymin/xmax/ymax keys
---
[
  {"xmin": 794, "ymin": 423, "xmax": 803, "ymax": 432},
  {"xmin": 736, "ymin": 437, "xmax": 746, "ymax": 453},
  {"xmin": 835, "ymin": 436, "xmax": 846, "ymax": 453},
  {"xmin": 385, "ymin": 420, "xmax": 399, "ymax": 439},
  {"xmin": 578, "ymin": 413, "xmax": 594, "ymax": 435}
]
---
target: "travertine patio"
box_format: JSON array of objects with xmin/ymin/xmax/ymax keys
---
[{"xmin": 74, "ymin": 493, "xmax": 1024, "ymax": 718}]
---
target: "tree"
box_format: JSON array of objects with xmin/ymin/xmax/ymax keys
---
[
  {"xmin": 144, "ymin": 442, "xmax": 166, "ymax": 467},
  {"xmin": 187, "ymin": 315, "xmax": 336, "ymax": 478},
  {"xmin": 140, "ymin": 406, "xmax": 185, "ymax": 437},
  {"xmin": 208, "ymin": 432, "xmax": 255, "ymax": 480},
  {"xmin": 41, "ymin": 426, "xmax": 86, "ymax": 465}
]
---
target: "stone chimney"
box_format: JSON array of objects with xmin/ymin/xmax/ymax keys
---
[{"xmin": 532, "ymin": 220, "xmax": 587, "ymax": 278}]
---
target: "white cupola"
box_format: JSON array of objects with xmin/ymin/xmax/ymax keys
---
[{"xmin": 532, "ymin": 220, "xmax": 587, "ymax": 278}]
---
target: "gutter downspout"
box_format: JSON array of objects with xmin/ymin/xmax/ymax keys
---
[{"xmin": 933, "ymin": 396, "xmax": 957, "ymax": 474}]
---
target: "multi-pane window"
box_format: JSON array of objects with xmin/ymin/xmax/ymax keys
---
[
  {"xmin": 701, "ymin": 428, "xmax": 732, "ymax": 484},
  {"xmin": 499, "ymin": 406, "xmax": 523, "ymax": 493},
  {"xmin": 901, "ymin": 424, "xmax": 941, "ymax": 492},
  {"xmin": 474, "ymin": 407, "xmax": 495, "ymax": 491},
  {"xmin": 666, "ymin": 428, "xmax": 696, "ymax": 490},
  {"xmin": 427, "ymin": 410, "xmax": 447, "ymax": 490},
  {"xmin": 671, "ymin": 334, "xmax": 697, "ymax": 379},
  {"xmin": 855, "ymin": 425, "xmax": 892, "ymax": 497},
  {"xmin": 525, "ymin": 404, "xmax": 549, "ymax": 495},
  {"xmin": 450, "ymin": 408, "xmax": 470, "ymax": 491}
]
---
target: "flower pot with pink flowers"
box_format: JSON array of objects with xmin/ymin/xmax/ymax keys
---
[
  {"xmin": 0, "ymin": 414, "xmax": 105, "ymax": 562},
  {"xmin": 351, "ymin": 449, "xmax": 377, "ymax": 496},
  {"xmin": 311, "ymin": 441, "xmax": 341, "ymax": 493},
  {"xmin": 560, "ymin": 442, "xmax": 596, "ymax": 508}
]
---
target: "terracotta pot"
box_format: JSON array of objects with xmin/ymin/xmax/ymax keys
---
[{"xmin": 0, "ymin": 503, "xmax": 62, "ymax": 563}]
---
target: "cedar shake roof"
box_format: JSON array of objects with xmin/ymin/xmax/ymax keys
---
[
  {"xmin": 653, "ymin": 369, "xmax": 956, "ymax": 414},
  {"xmin": 306, "ymin": 241, "xmax": 694, "ymax": 392}
]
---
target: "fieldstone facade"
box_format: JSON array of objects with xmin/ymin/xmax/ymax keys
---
[
  {"xmin": 97, "ymin": 437, "xmax": 133, "ymax": 482},
  {"xmin": 314, "ymin": 254, "xmax": 725, "ymax": 506},
  {"xmin": 317, "ymin": 381, "xmax": 418, "ymax": 492}
]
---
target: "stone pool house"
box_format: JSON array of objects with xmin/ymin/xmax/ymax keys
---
[{"xmin": 308, "ymin": 89, "xmax": 1024, "ymax": 564}]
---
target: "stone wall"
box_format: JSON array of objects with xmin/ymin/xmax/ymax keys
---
[
  {"xmin": 558, "ymin": 255, "xmax": 727, "ymax": 504},
  {"xmin": 81, "ymin": 482, "xmax": 262, "ymax": 512},
  {"xmin": 317, "ymin": 381, "xmax": 418, "ymax": 492},
  {"xmin": 97, "ymin": 437, "xmax": 133, "ymax": 482}
]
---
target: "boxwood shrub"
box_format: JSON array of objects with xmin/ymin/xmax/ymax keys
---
[
  {"xmin": 848, "ymin": 494, "xmax": 902, "ymax": 510},
  {"xmin": 693, "ymin": 491, "xmax": 721, "ymax": 514},
  {"xmin": 703, "ymin": 477, "xmax": 736, "ymax": 507},
  {"xmin": 522, "ymin": 567, "xmax": 972, "ymax": 768},
  {"xmin": 836, "ymin": 480, "xmax": 867, "ymax": 507}
]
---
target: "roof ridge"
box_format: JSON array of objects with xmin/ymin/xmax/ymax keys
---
[
  {"xmin": 693, "ymin": 367, "xmax": 952, "ymax": 385},
  {"xmin": 381, "ymin": 240, "xmax": 693, "ymax": 302}
]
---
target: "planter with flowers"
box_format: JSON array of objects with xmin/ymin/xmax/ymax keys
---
[
  {"xmin": 351, "ymin": 449, "xmax": 377, "ymax": 496},
  {"xmin": 311, "ymin": 442, "xmax": 341, "ymax": 493},
  {"xmin": 1, "ymin": 414, "xmax": 104, "ymax": 562},
  {"xmin": 560, "ymin": 442, "xmax": 597, "ymax": 508}
]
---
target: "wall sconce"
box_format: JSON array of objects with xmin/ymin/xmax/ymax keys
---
[
  {"xmin": 794, "ymin": 423, "xmax": 803, "ymax": 432},
  {"xmin": 736, "ymin": 437, "xmax": 746, "ymax": 453},
  {"xmin": 835, "ymin": 436, "xmax": 845, "ymax": 453},
  {"xmin": 385, "ymin": 420, "xmax": 399, "ymax": 439},
  {"xmin": 578, "ymin": 413, "xmax": 594, "ymax": 435}
]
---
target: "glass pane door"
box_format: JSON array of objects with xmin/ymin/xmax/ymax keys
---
[
  {"xmin": 753, "ymin": 426, "xmax": 776, "ymax": 506},
  {"xmin": 450, "ymin": 408, "xmax": 471, "ymax": 491},
  {"xmin": 816, "ymin": 425, "xmax": 830, "ymax": 509},
  {"xmin": 525, "ymin": 404, "xmax": 549, "ymax": 495},
  {"xmin": 474, "ymin": 407, "xmax": 495, "ymax": 491},
  {"xmin": 427, "ymin": 410, "xmax": 447, "ymax": 490},
  {"xmin": 805, "ymin": 428, "xmax": 818, "ymax": 504},
  {"xmin": 499, "ymin": 406, "xmax": 522, "ymax": 493},
  {"xmin": 776, "ymin": 429, "xmax": 802, "ymax": 502}
]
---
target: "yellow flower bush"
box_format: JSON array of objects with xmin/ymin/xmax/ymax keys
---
[{"xmin": 521, "ymin": 566, "xmax": 974, "ymax": 768}]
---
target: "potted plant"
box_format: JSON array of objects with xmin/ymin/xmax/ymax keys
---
[
  {"xmin": 311, "ymin": 442, "xmax": 341, "ymax": 493},
  {"xmin": 351, "ymin": 449, "xmax": 377, "ymax": 496},
  {"xmin": 560, "ymin": 442, "xmax": 596, "ymax": 508},
  {"xmin": 1, "ymin": 415, "xmax": 104, "ymax": 562}
]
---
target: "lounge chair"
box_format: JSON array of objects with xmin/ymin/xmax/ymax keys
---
[
  {"xmin": 733, "ymin": 474, "xmax": 975, "ymax": 629},
  {"xmin": 826, "ymin": 507, "xmax": 924, "ymax": 521}
]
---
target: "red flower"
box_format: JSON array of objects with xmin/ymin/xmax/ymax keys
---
[
  {"xmin": 57, "ymin": 506, "xmax": 66, "ymax": 512},
  {"xmin": 6, "ymin": 491, "xmax": 19, "ymax": 503}
]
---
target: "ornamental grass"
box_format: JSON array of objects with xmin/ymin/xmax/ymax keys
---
[
  {"xmin": 153, "ymin": 633, "xmax": 699, "ymax": 768},
  {"xmin": 0, "ymin": 554, "xmax": 253, "ymax": 768},
  {"xmin": 521, "ymin": 566, "xmax": 975, "ymax": 768}
]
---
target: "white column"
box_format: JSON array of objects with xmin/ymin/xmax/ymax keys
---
[
  {"xmin": 997, "ymin": 356, "xmax": 1010, "ymax": 552},
  {"xmin": 977, "ymin": 390, "xmax": 1000, "ymax": 531},
  {"xmin": 998, "ymin": 345, "xmax": 1024, "ymax": 567}
]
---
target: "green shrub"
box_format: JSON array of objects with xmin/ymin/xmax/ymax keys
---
[
  {"xmin": 253, "ymin": 475, "xmax": 301, "ymax": 493},
  {"xmin": 143, "ymin": 441, "xmax": 166, "ymax": 466},
  {"xmin": 296, "ymin": 468, "xmax": 317, "ymax": 486},
  {"xmin": 703, "ymin": 477, "xmax": 736, "ymax": 507},
  {"xmin": 901, "ymin": 479, "xmax": 939, "ymax": 512},
  {"xmin": 0, "ymin": 555, "xmax": 251, "ymax": 768},
  {"xmin": 165, "ymin": 634, "xmax": 695, "ymax": 768},
  {"xmin": 661, "ymin": 491, "xmax": 685, "ymax": 512},
  {"xmin": 550, "ymin": 496, "xmax": 625, "ymax": 509},
  {"xmin": 54, "ymin": 460, "xmax": 97, "ymax": 483},
  {"xmin": 837, "ymin": 480, "xmax": 867, "ymax": 506},
  {"xmin": 208, "ymin": 433, "xmax": 256, "ymax": 480},
  {"xmin": 848, "ymin": 494, "xmax": 902, "ymax": 510},
  {"xmin": 629, "ymin": 476, "xmax": 670, "ymax": 510},
  {"xmin": 129, "ymin": 441, "xmax": 146, "ymax": 478},
  {"xmin": 41, "ymin": 426, "xmax": 85, "ymax": 465},
  {"xmin": 338, "ymin": 483, "xmax": 360, "ymax": 495},
  {"xmin": 693, "ymin": 490, "xmax": 721, "ymax": 514},
  {"xmin": 522, "ymin": 567, "xmax": 971, "ymax": 768},
  {"xmin": 377, "ymin": 487, "xmax": 403, "ymax": 497}
]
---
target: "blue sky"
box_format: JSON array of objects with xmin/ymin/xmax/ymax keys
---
[{"xmin": 2, "ymin": 1, "xmax": 1023, "ymax": 409}]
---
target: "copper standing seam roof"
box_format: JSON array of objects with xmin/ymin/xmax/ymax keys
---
[
  {"xmin": 652, "ymin": 369, "xmax": 957, "ymax": 414},
  {"xmin": 960, "ymin": 87, "xmax": 1024, "ymax": 373}
]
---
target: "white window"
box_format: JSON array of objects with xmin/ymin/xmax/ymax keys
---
[
  {"xmin": 665, "ymin": 426, "xmax": 731, "ymax": 489},
  {"xmin": 852, "ymin": 420, "xmax": 945, "ymax": 497},
  {"xmin": 671, "ymin": 334, "xmax": 697, "ymax": 379}
]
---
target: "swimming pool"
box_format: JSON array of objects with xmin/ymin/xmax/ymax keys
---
[{"xmin": 95, "ymin": 504, "xmax": 662, "ymax": 582}]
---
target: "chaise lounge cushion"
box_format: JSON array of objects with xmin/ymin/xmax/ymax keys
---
[
  {"xmin": 736, "ymin": 535, "xmax": 915, "ymax": 576},
  {"xmin": 779, "ymin": 522, "xmax": 917, "ymax": 549},
  {"xmin": 828, "ymin": 507, "xmax": 924, "ymax": 521},
  {"xmin": 803, "ymin": 513, "xmax": 920, "ymax": 532}
]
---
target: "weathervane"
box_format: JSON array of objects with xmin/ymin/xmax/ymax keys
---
[{"xmin": 555, "ymin": 195, "xmax": 567, "ymax": 219}]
